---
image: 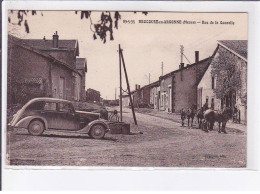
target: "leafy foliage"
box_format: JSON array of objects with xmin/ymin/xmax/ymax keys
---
[
  {"xmin": 9, "ymin": 10, "xmax": 148, "ymax": 43},
  {"xmin": 8, "ymin": 79, "xmax": 47, "ymax": 105},
  {"xmin": 211, "ymin": 47, "xmax": 242, "ymax": 100}
]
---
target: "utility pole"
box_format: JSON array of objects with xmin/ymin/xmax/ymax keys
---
[
  {"xmin": 180, "ymin": 45, "xmax": 184, "ymax": 63},
  {"xmin": 119, "ymin": 44, "xmax": 138, "ymax": 126},
  {"xmin": 119, "ymin": 45, "xmax": 123, "ymax": 122},
  {"xmin": 161, "ymin": 62, "xmax": 164, "ymax": 76},
  {"xmin": 115, "ymin": 87, "xmax": 117, "ymax": 100},
  {"xmin": 149, "ymin": 73, "xmax": 151, "ymax": 84}
]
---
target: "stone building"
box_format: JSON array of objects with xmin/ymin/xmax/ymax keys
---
[
  {"xmin": 158, "ymin": 52, "xmax": 212, "ymax": 112},
  {"xmin": 197, "ymin": 40, "xmax": 247, "ymax": 123},
  {"xmin": 8, "ymin": 33, "xmax": 87, "ymax": 105},
  {"xmin": 149, "ymin": 81, "xmax": 160, "ymax": 109}
]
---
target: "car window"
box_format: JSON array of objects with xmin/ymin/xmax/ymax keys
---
[
  {"xmin": 26, "ymin": 101, "xmax": 45, "ymax": 111},
  {"xmin": 59, "ymin": 103, "xmax": 74, "ymax": 113},
  {"xmin": 43, "ymin": 102, "xmax": 57, "ymax": 111}
]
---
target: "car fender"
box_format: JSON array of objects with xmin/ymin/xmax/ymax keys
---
[
  {"xmin": 15, "ymin": 116, "xmax": 48, "ymax": 130},
  {"xmin": 82, "ymin": 119, "xmax": 109, "ymax": 133}
]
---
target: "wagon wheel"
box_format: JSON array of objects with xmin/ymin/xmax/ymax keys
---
[
  {"xmin": 89, "ymin": 124, "xmax": 106, "ymax": 139},
  {"xmin": 28, "ymin": 120, "xmax": 45, "ymax": 136}
]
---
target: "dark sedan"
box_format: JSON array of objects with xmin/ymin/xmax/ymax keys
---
[{"xmin": 9, "ymin": 98, "xmax": 110, "ymax": 139}]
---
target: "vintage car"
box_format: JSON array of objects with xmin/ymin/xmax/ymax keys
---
[{"xmin": 8, "ymin": 98, "xmax": 110, "ymax": 139}]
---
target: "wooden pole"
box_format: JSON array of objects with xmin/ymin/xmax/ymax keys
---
[
  {"xmin": 119, "ymin": 45, "xmax": 123, "ymax": 122},
  {"xmin": 119, "ymin": 45, "xmax": 138, "ymax": 126}
]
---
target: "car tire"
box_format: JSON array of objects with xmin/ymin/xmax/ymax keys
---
[
  {"xmin": 28, "ymin": 120, "xmax": 45, "ymax": 136},
  {"xmin": 89, "ymin": 124, "xmax": 106, "ymax": 139}
]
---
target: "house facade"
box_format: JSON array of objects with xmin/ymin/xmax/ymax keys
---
[
  {"xmin": 157, "ymin": 52, "xmax": 211, "ymax": 113},
  {"xmin": 159, "ymin": 74, "xmax": 173, "ymax": 112},
  {"xmin": 132, "ymin": 83, "xmax": 157, "ymax": 108},
  {"xmin": 8, "ymin": 32, "xmax": 87, "ymax": 105},
  {"xmin": 149, "ymin": 81, "xmax": 160, "ymax": 109},
  {"xmin": 197, "ymin": 40, "xmax": 247, "ymax": 123}
]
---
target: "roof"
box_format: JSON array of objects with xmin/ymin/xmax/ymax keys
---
[
  {"xmin": 218, "ymin": 40, "xmax": 247, "ymax": 60},
  {"xmin": 9, "ymin": 34, "xmax": 79, "ymax": 73},
  {"xmin": 76, "ymin": 58, "xmax": 87, "ymax": 72},
  {"xmin": 20, "ymin": 39, "xmax": 78, "ymax": 51},
  {"xmin": 160, "ymin": 57, "xmax": 212, "ymax": 80},
  {"xmin": 140, "ymin": 80, "xmax": 160, "ymax": 90}
]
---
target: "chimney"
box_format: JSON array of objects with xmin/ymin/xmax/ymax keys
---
[
  {"xmin": 43, "ymin": 36, "xmax": 46, "ymax": 41},
  {"xmin": 179, "ymin": 63, "xmax": 184, "ymax": 69},
  {"xmin": 53, "ymin": 31, "xmax": 59, "ymax": 48},
  {"xmin": 195, "ymin": 51, "xmax": 199, "ymax": 63}
]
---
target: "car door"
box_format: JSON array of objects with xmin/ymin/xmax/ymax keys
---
[
  {"xmin": 41, "ymin": 101, "xmax": 60, "ymax": 129},
  {"xmin": 57, "ymin": 102, "xmax": 79, "ymax": 130}
]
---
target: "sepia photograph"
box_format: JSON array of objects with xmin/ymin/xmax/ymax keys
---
[{"xmin": 5, "ymin": 10, "xmax": 247, "ymax": 168}]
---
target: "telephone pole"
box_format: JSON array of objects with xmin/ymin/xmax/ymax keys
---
[
  {"xmin": 161, "ymin": 62, "xmax": 164, "ymax": 76},
  {"xmin": 119, "ymin": 44, "xmax": 137, "ymax": 126},
  {"xmin": 180, "ymin": 45, "xmax": 184, "ymax": 63},
  {"xmin": 119, "ymin": 45, "xmax": 123, "ymax": 122},
  {"xmin": 149, "ymin": 73, "xmax": 151, "ymax": 84}
]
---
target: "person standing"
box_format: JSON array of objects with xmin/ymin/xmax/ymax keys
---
[{"xmin": 181, "ymin": 108, "xmax": 186, "ymax": 127}]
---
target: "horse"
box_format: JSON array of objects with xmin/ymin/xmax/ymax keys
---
[
  {"xmin": 203, "ymin": 107, "xmax": 232, "ymax": 133},
  {"xmin": 180, "ymin": 105, "xmax": 196, "ymax": 127},
  {"xmin": 186, "ymin": 105, "xmax": 197, "ymax": 127}
]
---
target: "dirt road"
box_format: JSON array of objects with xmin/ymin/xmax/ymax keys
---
[{"xmin": 6, "ymin": 107, "xmax": 246, "ymax": 167}]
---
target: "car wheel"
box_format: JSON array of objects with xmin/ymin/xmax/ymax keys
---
[
  {"xmin": 89, "ymin": 124, "xmax": 106, "ymax": 139},
  {"xmin": 28, "ymin": 120, "xmax": 45, "ymax": 136}
]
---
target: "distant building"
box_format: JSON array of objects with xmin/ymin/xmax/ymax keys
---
[
  {"xmin": 131, "ymin": 84, "xmax": 151, "ymax": 108},
  {"xmin": 122, "ymin": 94, "xmax": 131, "ymax": 107},
  {"xmin": 198, "ymin": 40, "xmax": 247, "ymax": 123},
  {"xmin": 149, "ymin": 81, "xmax": 160, "ymax": 109},
  {"xmin": 8, "ymin": 32, "xmax": 87, "ymax": 104},
  {"xmin": 86, "ymin": 88, "xmax": 101, "ymax": 102}
]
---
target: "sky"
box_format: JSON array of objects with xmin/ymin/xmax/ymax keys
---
[{"xmin": 8, "ymin": 11, "xmax": 247, "ymax": 100}]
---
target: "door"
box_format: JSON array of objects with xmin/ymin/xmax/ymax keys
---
[
  {"xmin": 169, "ymin": 86, "xmax": 172, "ymax": 112},
  {"xmin": 41, "ymin": 102, "xmax": 59, "ymax": 129},
  {"xmin": 59, "ymin": 77, "xmax": 66, "ymax": 99},
  {"xmin": 56, "ymin": 102, "xmax": 79, "ymax": 130}
]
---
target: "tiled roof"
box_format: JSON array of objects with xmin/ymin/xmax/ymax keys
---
[{"xmin": 218, "ymin": 40, "xmax": 248, "ymax": 60}]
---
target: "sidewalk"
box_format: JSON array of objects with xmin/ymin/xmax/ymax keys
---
[{"xmin": 134, "ymin": 108, "xmax": 247, "ymax": 134}]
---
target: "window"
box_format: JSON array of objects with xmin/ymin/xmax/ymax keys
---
[
  {"xmin": 212, "ymin": 76, "xmax": 215, "ymax": 89},
  {"xmin": 59, "ymin": 102, "xmax": 74, "ymax": 113},
  {"xmin": 43, "ymin": 102, "xmax": 57, "ymax": 111},
  {"xmin": 26, "ymin": 101, "xmax": 45, "ymax": 111},
  {"xmin": 206, "ymin": 97, "xmax": 209, "ymax": 104}
]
